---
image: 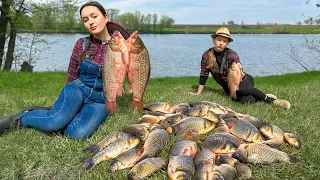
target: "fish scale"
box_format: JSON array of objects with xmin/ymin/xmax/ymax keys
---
[
  {"xmin": 128, "ymin": 157, "xmax": 167, "ymax": 180},
  {"xmin": 225, "ymin": 118, "xmax": 264, "ymax": 143}
]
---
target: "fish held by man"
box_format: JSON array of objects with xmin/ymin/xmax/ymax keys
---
[
  {"xmin": 127, "ymin": 30, "xmax": 151, "ymax": 111},
  {"xmin": 227, "ymin": 62, "xmax": 242, "ymax": 99}
]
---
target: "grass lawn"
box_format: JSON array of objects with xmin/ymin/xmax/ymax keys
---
[{"xmin": 0, "ymin": 71, "xmax": 320, "ymax": 179}]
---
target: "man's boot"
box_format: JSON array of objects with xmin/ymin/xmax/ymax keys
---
[
  {"xmin": 266, "ymin": 94, "xmax": 277, "ymax": 99},
  {"xmin": 273, "ymin": 99, "xmax": 291, "ymax": 110}
]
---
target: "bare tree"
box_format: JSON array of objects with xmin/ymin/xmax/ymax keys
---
[
  {"xmin": 152, "ymin": 13, "xmax": 157, "ymax": 32},
  {"xmin": 0, "ymin": 0, "xmax": 11, "ymax": 68},
  {"xmin": 106, "ymin": 8, "xmax": 119, "ymax": 22}
]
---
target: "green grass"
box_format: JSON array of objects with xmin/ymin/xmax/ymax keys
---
[{"xmin": 0, "ymin": 71, "xmax": 320, "ymax": 179}]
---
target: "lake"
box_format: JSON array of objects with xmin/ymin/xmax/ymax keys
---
[{"xmin": 12, "ymin": 33, "xmax": 320, "ymax": 78}]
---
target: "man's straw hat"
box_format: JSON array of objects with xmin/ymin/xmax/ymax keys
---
[{"xmin": 211, "ymin": 27, "xmax": 233, "ymax": 42}]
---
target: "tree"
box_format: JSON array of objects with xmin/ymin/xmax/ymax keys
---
[
  {"xmin": 160, "ymin": 14, "xmax": 174, "ymax": 28},
  {"xmin": 106, "ymin": 8, "xmax": 119, "ymax": 22},
  {"xmin": 152, "ymin": 13, "xmax": 157, "ymax": 32},
  {"xmin": 296, "ymin": 21, "xmax": 302, "ymax": 25},
  {"xmin": 1, "ymin": 0, "xmax": 84, "ymax": 71},
  {"xmin": 145, "ymin": 14, "xmax": 152, "ymax": 33},
  {"xmin": 0, "ymin": 0, "xmax": 11, "ymax": 68},
  {"xmin": 227, "ymin": 20, "xmax": 235, "ymax": 25}
]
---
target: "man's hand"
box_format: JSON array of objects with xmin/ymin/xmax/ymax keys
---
[{"xmin": 188, "ymin": 92, "xmax": 199, "ymax": 95}]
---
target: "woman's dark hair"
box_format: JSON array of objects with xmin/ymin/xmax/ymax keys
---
[{"xmin": 78, "ymin": 1, "xmax": 107, "ymax": 62}]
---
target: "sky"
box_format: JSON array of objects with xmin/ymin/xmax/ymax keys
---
[{"xmin": 99, "ymin": 0, "xmax": 320, "ymax": 25}]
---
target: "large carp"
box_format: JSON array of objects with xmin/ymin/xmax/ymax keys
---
[
  {"xmin": 227, "ymin": 62, "xmax": 242, "ymax": 99},
  {"xmin": 103, "ymin": 30, "xmax": 129, "ymax": 115},
  {"xmin": 127, "ymin": 30, "xmax": 151, "ymax": 111}
]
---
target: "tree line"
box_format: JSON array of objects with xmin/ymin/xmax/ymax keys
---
[{"xmin": 0, "ymin": 0, "xmax": 175, "ymax": 71}]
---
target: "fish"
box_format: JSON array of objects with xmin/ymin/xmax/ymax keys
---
[
  {"xmin": 234, "ymin": 162, "xmax": 252, "ymax": 180},
  {"xmin": 201, "ymin": 134, "xmax": 238, "ymax": 154},
  {"xmin": 136, "ymin": 129, "xmax": 171, "ymax": 162},
  {"xmin": 195, "ymin": 161, "xmax": 217, "ymax": 180},
  {"xmin": 224, "ymin": 118, "xmax": 265, "ymax": 143},
  {"xmin": 172, "ymin": 103, "xmax": 190, "ymax": 112},
  {"xmin": 204, "ymin": 132, "xmax": 245, "ymax": 147},
  {"xmin": 214, "ymin": 154, "xmax": 238, "ymax": 166},
  {"xmin": 83, "ymin": 131, "xmax": 130, "ymax": 155},
  {"xmin": 144, "ymin": 102, "xmax": 174, "ymax": 113},
  {"xmin": 109, "ymin": 149, "xmax": 139, "ymax": 172},
  {"xmin": 81, "ymin": 134, "xmax": 140, "ymax": 170},
  {"xmin": 259, "ymin": 124, "xmax": 284, "ymax": 139},
  {"xmin": 184, "ymin": 106, "xmax": 206, "ymax": 117},
  {"xmin": 167, "ymin": 117, "xmax": 215, "ymax": 136},
  {"xmin": 169, "ymin": 140, "xmax": 198, "ymax": 157},
  {"xmin": 103, "ymin": 30, "xmax": 129, "ymax": 114},
  {"xmin": 262, "ymin": 138, "xmax": 285, "ymax": 149},
  {"xmin": 189, "ymin": 101, "xmax": 228, "ymax": 115},
  {"xmin": 284, "ymin": 132, "xmax": 301, "ymax": 149},
  {"xmin": 168, "ymin": 155, "xmax": 195, "ymax": 180},
  {"xmin": 127, "ymin": 31, "xmax": 151, "ymax": 111},
  {"xmin": 138, "ymin": 114, "xmax": 165, "ymax": 124},
  {"xmin": 243, "ymin": 115, "xmax": 266, "ymax": 129},
  {"xmin": 232, "ymin": 143, "xmax": 296, "ymax": 164},
  {"xmin": 159, "ymin": 114, "xmax": 187, "ymax": 129},
  {"xmin": 212, "ymin": 164, "xmax": 237, "ymax": 180},
  {"xmin": 128, "ymin": 157, "xmax": 167, "ymax": 180},
  {"xmin": 194, "ymin": 148, "xmax": 217, "ymax": 166},
  {"xmin": 227, "ymin": 62, "xmax": 241, "ymax": 98},
  {"xmin": 122, "ymin": 124, "xmax": 150, "ymax": 142}
]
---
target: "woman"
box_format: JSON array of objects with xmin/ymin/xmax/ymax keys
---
[
  {"xmin": 0, "ymin": 1, "xmax": 129, "ymax": 139},
  {"xmin": 189, "ymin": 27, "xmax": 290, "ymax": 110}
]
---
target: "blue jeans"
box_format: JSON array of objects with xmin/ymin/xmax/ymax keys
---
[{"xmin": 20, "ymin": 79, "xmax": 108, "ymax": 139}]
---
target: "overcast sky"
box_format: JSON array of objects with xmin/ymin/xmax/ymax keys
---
[{"xmin": 99, "ymin": 0, "xmax": 319, "ymax": 24}]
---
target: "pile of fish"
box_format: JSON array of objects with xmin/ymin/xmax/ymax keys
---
[
  {"xmin": 103, "ymin": 30, "xmax": 150, "ymax": 115},
  {"xmin": 81, "ymin": 101, "xmax": 301, "ymax": 180}
]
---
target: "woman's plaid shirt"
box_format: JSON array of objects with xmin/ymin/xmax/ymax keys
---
[{"xmin": 66, "ymin": 37, "xmax": 108, "ymax": 84}]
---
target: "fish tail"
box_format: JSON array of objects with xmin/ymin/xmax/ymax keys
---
[
  {"xmin": 106, "ymin": 100, "xmax": 117, "ymax": 115},
  {"xmin": 287, "ymin": 154, "xmax": 296, "ymax": 163},
  {"xmin": 81, "ymin": 157, "xmax": 95, "ymax": 170},
  {"xmin": 83, "ymin": 144, "xmax": 100, "ymax": 155},
  {"xmin": 131, "ymin": 99, "xmax": 143, "ymax": 111}
]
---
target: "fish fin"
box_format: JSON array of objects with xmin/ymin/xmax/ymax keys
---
[
  {"xmin": 104, "ymin": 155, "xmax": 111, "ymax": 160},
  {"xmin": 106, "ymin": 100, "xmax": 116, "ymax": 115},
  {"xmin": 83, "ymin": 144, "xmax": 100, "ymax": 155},
  {"xmin": 226, "ymin": 122, "xmax": 235, "ymax": 129},
  {"xmin": 189, "ymin": 149, "xmax": 197, "ymax": 157},
  {"xmin": 183, "ymin": 129, "xmax": 200, "ymax": 141},
  {"xmin": 131, "ymin": 99, "xmax": 144, "ymax": 111},
  {"xmin": 288, "ymin": 154, "xmax": 297, "ymax": 163},
  {"xmin": 138, "ymin": 147, "xmax": 145, "ymax": 155},
  {"xmin": 166, "ymin": 127, "xmax": 173, "ymax": 134},
  {"xmin": 81, "ymin": 157, "xmax": 95, "ymax": 170}
]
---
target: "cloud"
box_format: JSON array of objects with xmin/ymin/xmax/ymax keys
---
[{"xmin": 99, "ymin": 0, "xmax": 320, "ymax": 24}]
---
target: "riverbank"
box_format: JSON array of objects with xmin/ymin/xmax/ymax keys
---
[
  {"xmin": 0, "ymin": 71, "xmax": 320, "ymax": 179},
  {"xmin": 21, "ymin": 24, "xmax": 320, "ymax": 34}
]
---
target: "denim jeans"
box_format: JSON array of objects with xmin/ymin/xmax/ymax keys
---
[{"xmin": 20, "ymin": 59, "xmax": 108, "ymax": 139}]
